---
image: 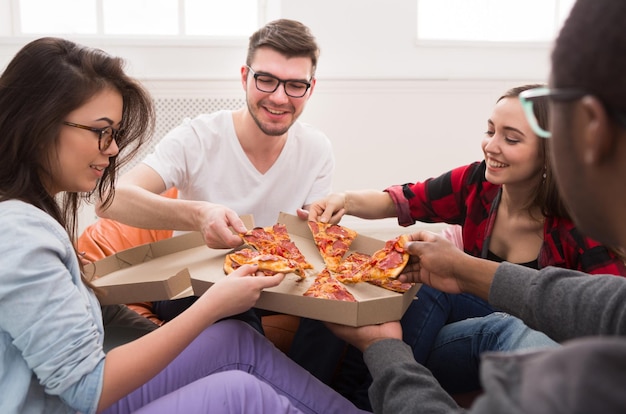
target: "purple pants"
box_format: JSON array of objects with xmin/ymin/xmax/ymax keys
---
[{"xmin": 103, "ymin": 320, "xmax": 367, "ymax": 414}]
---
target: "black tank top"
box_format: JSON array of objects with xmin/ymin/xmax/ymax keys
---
[{"xmin": 487, "ymin": 250, "xmax": 539, "ymax": 270}]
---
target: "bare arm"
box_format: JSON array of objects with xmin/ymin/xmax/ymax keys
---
[
  {"xmin": 306, "ymin": 190, "xmax": 397, "ymax": 223},
  {"xmin": 97, "ymin": 265, "xmax": 285, "ymax": 412},
  {"xmin": 96, "ymin": 164, "xmax": 246, "ymax": 248}
]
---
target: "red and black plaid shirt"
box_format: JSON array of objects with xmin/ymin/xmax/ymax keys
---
[{"xmin": 385, "ymin": 161, "xmax": 626, "ymax": 276}]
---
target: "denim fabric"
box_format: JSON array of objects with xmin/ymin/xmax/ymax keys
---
[
  {"xmin": 425, "ymin": 312, "xmax": 559, "ymax": 393},
  {"xmin": 333, "ymin": 286, "xmax": 558, "ymax": 406},
  {"xmin": 0, "ymin": 200, "xmax": 105, "ymax": 414},
  {"xmin": 401, "ymin": 284, "xmax": 497, "ymax": 364}
]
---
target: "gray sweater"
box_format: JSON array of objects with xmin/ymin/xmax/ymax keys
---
[{"xmin": 364, "ymin": 262, "xmax": 626, "ymax": 413}]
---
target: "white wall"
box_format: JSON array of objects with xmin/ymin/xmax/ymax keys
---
[
  {"xmin": 0, "ymin": 0, "xmax": 553, "ymax": 234},
  {"xmin": 0, "ymin": 0, "xmax": 554, "ymax": 80}
]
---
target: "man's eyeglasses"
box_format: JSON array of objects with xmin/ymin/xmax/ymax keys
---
[
  {"xmin": 519, "ymin": 86, "xmax": 626, "ymax": 138},
  {"xmin": 246, "ymin": 66, "xmax": 312, "ymax": 98},
  {"xmin": 63, "ymin": 121, "xmax": 121, "ymax": 151}
]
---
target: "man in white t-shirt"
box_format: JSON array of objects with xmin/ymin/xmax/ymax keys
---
[
  {"xmin": 98, "ymin": 18, "xmax": 333, "ymax": 246},
  {"xmin": 96, "ymin": 19, "xmax": 336, "ymax": 343},
  {"xmin": 140, "ymin": 110, "xmax": 333, "ymax": 229}
]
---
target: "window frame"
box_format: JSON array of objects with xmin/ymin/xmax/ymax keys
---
[
  {"xmin": 5, "ymin": 0, "xmax": 278, "ymax": 46},
  {"xmin": 414, "ymin": 0, "xmax": 575, "ymax": 48}
]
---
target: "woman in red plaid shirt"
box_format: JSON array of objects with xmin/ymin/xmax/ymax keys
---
[{"xmin": 304, "ymin": 84, "xmax": 626, "ymax": 407}]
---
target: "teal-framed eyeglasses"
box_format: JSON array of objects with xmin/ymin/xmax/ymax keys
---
[
  {"xmin": 519, "ymin": 86, "xmax": 626, "ymax": 138},
  {"xmin": 246, "ymin": 66, "xmax": 312, "ymax": 98},
  {"xmin": 63, "ymin": 121, "xmax": 121, "ymax": 151}
]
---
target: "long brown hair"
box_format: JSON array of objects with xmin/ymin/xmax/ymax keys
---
[
  {"xmin": 0, "ymin": 37, "xmax": 155, "ymax": 287},
  {"xmin": 498, "ymin": 84, "xmax": 570, "ymax": 220}
]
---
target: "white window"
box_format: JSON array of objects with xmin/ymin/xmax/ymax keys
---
[
  {"xmin": 14, "ymin": 0, "xmax": 263, "ymax": 37},
  {"xmin": 417, "ymin": 0, "xmax": 576, "ymax": 43}
]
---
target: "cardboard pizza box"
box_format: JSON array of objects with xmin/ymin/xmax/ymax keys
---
[
  {"xmin": 86, "ymin": 215, "xmax": 255, "ymax": 305},
  {"xmin": 191, "ymin": 212, "xmax": 421, "ymax": 326},
  {"xmin": 88, "ymin": 212, "xmax": 421, "ymax": 326}
]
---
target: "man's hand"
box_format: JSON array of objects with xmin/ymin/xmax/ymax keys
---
[
  {"xmin": 325, "ymin": 321, "xmax": 402, "ymax": 353},
  {"xmin": 400, "ymin": 230, "xmax": 498, "ymax": 300},
  {"xmin": 399, "ymin": 231, "xmax": 465, "ymax": 293},
  {"xmin": 198, "ymin": 204, "xmax": 248, "ymax": 249}
]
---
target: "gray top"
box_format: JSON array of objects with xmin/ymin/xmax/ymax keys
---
[{"xmin": 364, "ymin": 262, "xmax": 626, "ymax": 413}]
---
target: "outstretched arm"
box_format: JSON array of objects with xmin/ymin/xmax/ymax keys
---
[
  {"xmin": 305, "ymin": 190, "xmax": 397, "ymax": 223},
  {"xmin": 96, "ymin": 163, "xmax": 246, "ymax": 248},
  {"xmin": 98, "ymin": 265, "xmax": 285, "ymax": 411}
]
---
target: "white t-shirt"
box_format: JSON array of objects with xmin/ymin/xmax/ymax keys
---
[{"xmin": 143, "ymin": 110, "xmax": 335, "ymax": 227}]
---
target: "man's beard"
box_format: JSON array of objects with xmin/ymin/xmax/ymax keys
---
[{"xmin": 247, "ymin": 100, "xmax": 293, "ymax": 136}]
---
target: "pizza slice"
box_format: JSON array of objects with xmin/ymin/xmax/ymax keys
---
[
  {"xmin": 335, "ymin": 235, "xmax": 410, "ymax": 284},
  {"xmin": 223, "ymin": 248, "xmax": 303, "ymax": 277},
  {"xmin": 241, "ymin": 224, "xmax": 289, "ymax": 251},
  {"xmin": 303, "ymin": 268, "xmax": 356, "ymax": 302},
  {"xmin": 308, "ymin": 221, "xmax": 358, "ymax": 272},
  {"xmin": 363, "ymin": 234, "xmax": 410, "ymax": 281},
  {"xmin": 241, "ymin": 224, "xmax": 313, "ymax": 272},
  {"xmin": 367, "ymin": 278, "xmax": 414, "ymax": 293},
  {"xmin": 334, "ymin": 251, "xmax": 372, "ymax": 283}
]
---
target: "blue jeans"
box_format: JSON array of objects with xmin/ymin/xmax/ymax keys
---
[
  {"xmin": 401, "ymin": 284, "xmax": 497, "ymax": 364},
  {"xmin": 425, "ymin": 312, "xmax": 559, "ymax": 393}
]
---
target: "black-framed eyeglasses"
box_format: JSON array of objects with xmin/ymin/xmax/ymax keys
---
[
  {"xmin": 520, "ymin": 86, "xmax": 626, "ymax": 138},
  {"xmin": 246, "ymin": 66, "xmax": 312, "ymax": 98},
  {"xmin": 63, "ymin": 121, "xmax": 121, "ymax": 151}
]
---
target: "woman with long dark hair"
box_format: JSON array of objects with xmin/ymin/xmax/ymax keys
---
[{"xmin": 0, "ymin": 37, "xmax": 366, "ymax": 414}]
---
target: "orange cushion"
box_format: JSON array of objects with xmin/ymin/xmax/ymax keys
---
[
  {"xmin": 77, "ymin": 188, "xmax": 178, "ymax": 325},
  {"xmin": 261, "ymin": 314, "xmax": 301, "ymax": 354}
]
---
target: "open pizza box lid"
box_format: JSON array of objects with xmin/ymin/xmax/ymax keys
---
[
  {"xmin": 85, "ymin": 214, "xmax": 254, "ymax": 305},
  {"xmin": 88, "ymin": 212, "xmax": 421, "ymax": 326}
]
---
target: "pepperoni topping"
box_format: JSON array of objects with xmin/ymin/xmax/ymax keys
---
[{"xmin": 377, "ymin": 251, "xmax": 403, "ymax": 270}]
